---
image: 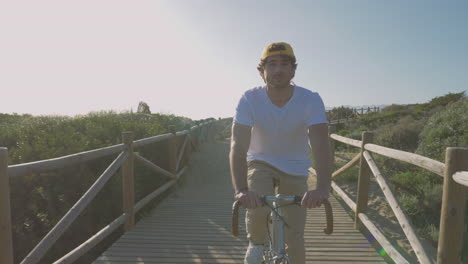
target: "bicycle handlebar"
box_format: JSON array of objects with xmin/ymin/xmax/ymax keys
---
[{"xmin": 231, "ymin": 194, "xmax": 333, "ymax": 237}]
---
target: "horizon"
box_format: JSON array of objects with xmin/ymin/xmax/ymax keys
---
[
  {"xmin": 1, "ymin": 1, "xmax": 467, "ymax": 120},
  {"xmin": 1, "ymin": 89, "xmax": 465, "ymax": 119}
]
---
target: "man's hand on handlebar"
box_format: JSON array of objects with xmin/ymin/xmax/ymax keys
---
[
  {"xmin": 301, "ymin": 189, "xmax": 329, "ymax": 208},
  {"xmin": 235, "ymin": 190, "xmax": 262, "ymax": 209}
]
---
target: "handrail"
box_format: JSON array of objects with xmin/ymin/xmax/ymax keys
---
[
  {"xmin": 8, "ymin": 144, "xmax": 125, "ymax": 178},
  {"xmin": 365, "ymin": 143, "xmax": 444, "ymax": 177},
  {"xmin": 20, "ymin": 151, "xmax": 128, "ymax": 264},
  {"xmin": 133, "ymin": 133, "xmax": 173, "ymax": 149},
  {"xmin": 363, "ymin": 151, "xmax": 434, "ymax": 264}
]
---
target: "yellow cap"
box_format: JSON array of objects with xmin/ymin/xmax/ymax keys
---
[{"xmin": 261, "ymin": 42, "xmax": 295, "ymax": 61}]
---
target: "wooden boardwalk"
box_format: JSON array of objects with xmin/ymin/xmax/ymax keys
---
[{"xmin": 94, "ymin": 141, "xmax": 386, "ymax": 264}]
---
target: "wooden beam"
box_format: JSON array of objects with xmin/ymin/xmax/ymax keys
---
[
  {"xmin": 437, "ymin": 147, "xmax": 468, "ymax": 264},
  {"xmin": 0, "ymin": 148, "xmax": 14, "ymax": 264},
  {"xmin": 20, "ymin": 151, "xmax": 128, "ymax": 264},
  {"xmin": 133, "ymin": 134, "xmax": 172, "ymax": 149},
  {"xmin": 134, "ymin": 154, "xmax": 175, "ymax": 180},
  {"xmin": 176, "ymin": 135, "xmax": 189, "ymax": 172},
  {"xmin": 332, "ymin": 154, "xmax": 360, "ymax": 178},
  {"xmin": 122, "ymin": 132, "xmax": 135, "ymax": 231},
  {"xmin": 133, "ymin": 166, "xmax": 187, "ymax": 213},
  {"xmin": 168, "ymin": 126, "xmax": 177, "ymax": 175},
  {"xmin": 355, "ymin": 132, "xmax": 373, "ymax": 229},
  {"xmin": 8, "ymin": 144, "xmax": 125, "ymax": 178},
  {"xmin": 358, "ymin": 213, "xmax": 409, "ymax": 264},
  {"xmin": 330, "ymin": 134, "xmax": 362, "ymax": 148},
  {"xmin": 331, "ymin": 181, "xmax": 356, "ymax": 212},
  {"xmin": 363, "ymin": 151, "xmax": 434, "ymax": 264},
  {"xmin": 365, "ymin": 143, "xmax": 444, "ymax": 177},
  {"xmin": 52, "ymin": 213, "xmax": 129, "ymax": 264},
  {"xmin": 329, "ymin": 125, "xmax": 336, "ymax": 168},
  {"xmin": 452, "ymin": 171, "xmax": 468, "ymax": 187},
  {"xmin": 134, "ymin": 180, "xmax": 176, "ymax": 213}
]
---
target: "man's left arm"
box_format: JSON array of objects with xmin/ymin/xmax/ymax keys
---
[{"xmin": 301, "ymin": 123, "xmax": 332, "ymax": 208}]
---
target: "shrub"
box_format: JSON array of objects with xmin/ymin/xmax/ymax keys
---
[
  {"xmin": 375, "ymin": 116, "xmax": 425, "ymax": 152},
  {"xmin": 1, "ymin": 111, "xmax": 197, "ymax": 263},
  {"xmin": 417, "ymin": 97, "xmax": 468, "ymax": 161}
]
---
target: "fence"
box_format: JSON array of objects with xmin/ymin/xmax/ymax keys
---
[
  {"xmin": 310, "ymin": 126, "xmax": 468, "ymax": 264},
  {"xmin": 327, "ymin": 106, "xmax": 381, "ymax": 124},
  {"xmin": 0, "ymin": 121, "xmax": 217, "ymax": 264}
]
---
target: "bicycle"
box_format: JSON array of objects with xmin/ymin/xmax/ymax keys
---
[{"xmin": 232, "ymin": 194, "xmax": 333, "ymax": 264}]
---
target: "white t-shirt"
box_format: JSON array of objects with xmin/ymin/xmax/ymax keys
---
[{"xmin": 234, "ymin": 85, "xmax": 328, "ymax": 176}]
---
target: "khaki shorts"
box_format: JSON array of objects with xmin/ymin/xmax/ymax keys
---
[{"xmin": 245, "ymin": 160, "xmax": 308, "ymax": 264}]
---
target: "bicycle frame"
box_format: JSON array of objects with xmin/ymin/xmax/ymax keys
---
[
  {"xmin": 231, "ymin": 194, "xmax": 333, "ymax": 264},
  {"xmin": 263, "ymin": 194, "xmax": 294, "ymax": 263}
]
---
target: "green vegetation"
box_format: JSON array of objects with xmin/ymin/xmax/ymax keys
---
[
  {"xmin": 333, "ymin": 91, "xmax": 467, "ymax": 256},
  {"xmin": 0, "ymin": 110, "xmax": 213, "ymax": 263}
]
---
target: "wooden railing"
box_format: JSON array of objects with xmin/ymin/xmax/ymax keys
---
[
  {"xmin": 0, "ymin": 121, "xmax": 217, "ymax": 264},
  {"xmin": 327, "ymin": 106, "xmax": 381, "ymax": 124},
  {"xmin": 310, "ymin": 127, "xmax": 468, "ymax": 264}
]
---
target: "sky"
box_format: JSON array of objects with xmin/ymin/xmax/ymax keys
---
[{"xmin": 1, "ymin": 0, "xmax": 467, "ymax": 120}]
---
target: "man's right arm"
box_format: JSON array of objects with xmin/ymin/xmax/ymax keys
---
[{"xmin": 230, "ymin": 122, "xmax": 261, "ymax": 209}]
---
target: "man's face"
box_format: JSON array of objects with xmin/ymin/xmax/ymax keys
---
[{"xmin": 261, "ymin": 55, "xmax": 295, "ymax": 88}]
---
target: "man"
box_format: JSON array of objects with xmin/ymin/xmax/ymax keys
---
[{"xmin": 230, "ymin": 42, "xmax": 332, "ymax": 264}]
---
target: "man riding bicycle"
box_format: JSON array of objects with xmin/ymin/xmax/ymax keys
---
[{"xmin": 230, "ymin": 42, "xmax": 332, "ymax": 264}]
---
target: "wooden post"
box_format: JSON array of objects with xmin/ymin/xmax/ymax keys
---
[
  {"xmin": 200, "ymin": 124, "xmax": 206, "ymax": 144},
  {"xmin": 121, "ymin": 132, "xmax": 135, "ymax": 231},
  {"xmin": 355, "ymin": 132, "xmax": 373, "ymax": 229},
  {"xmin": 328, "ymin": 125, "xmax": 336, "ymax": 169},
  {"xmin": 168, "ymin": 126, "xmax": 177, "ymax": 174},
  {"xmin": 185, "ymin": 133, "xmax": 192, "ymax": 167},
  {"xmin": 193, "ymin": 126, "xmax": 200, "ymax": 151},
  {"xmin": 0, "ymin": 148, "xmax": 14, "ymax": 264},
  {"xmin": 210, "ymin": 122, "xmax": 216, "ymax": 142},
  {"xmin": 437, "ymin": 147, "xmax": 468, "ymax": 264}
]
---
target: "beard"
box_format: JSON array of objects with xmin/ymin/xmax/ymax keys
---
[{"xmin": 266, "ymin": 74, "xmax": 292, "ymax": 88}]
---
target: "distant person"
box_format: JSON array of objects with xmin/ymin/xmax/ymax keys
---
[{"xmin": 230, "ymin": 42, "xmax": 332, "ymax": 264}]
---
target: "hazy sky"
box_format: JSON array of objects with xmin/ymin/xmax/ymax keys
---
[{"xmin": 1, "ymin": 0, "xmax": 467, "ymax": 119}]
